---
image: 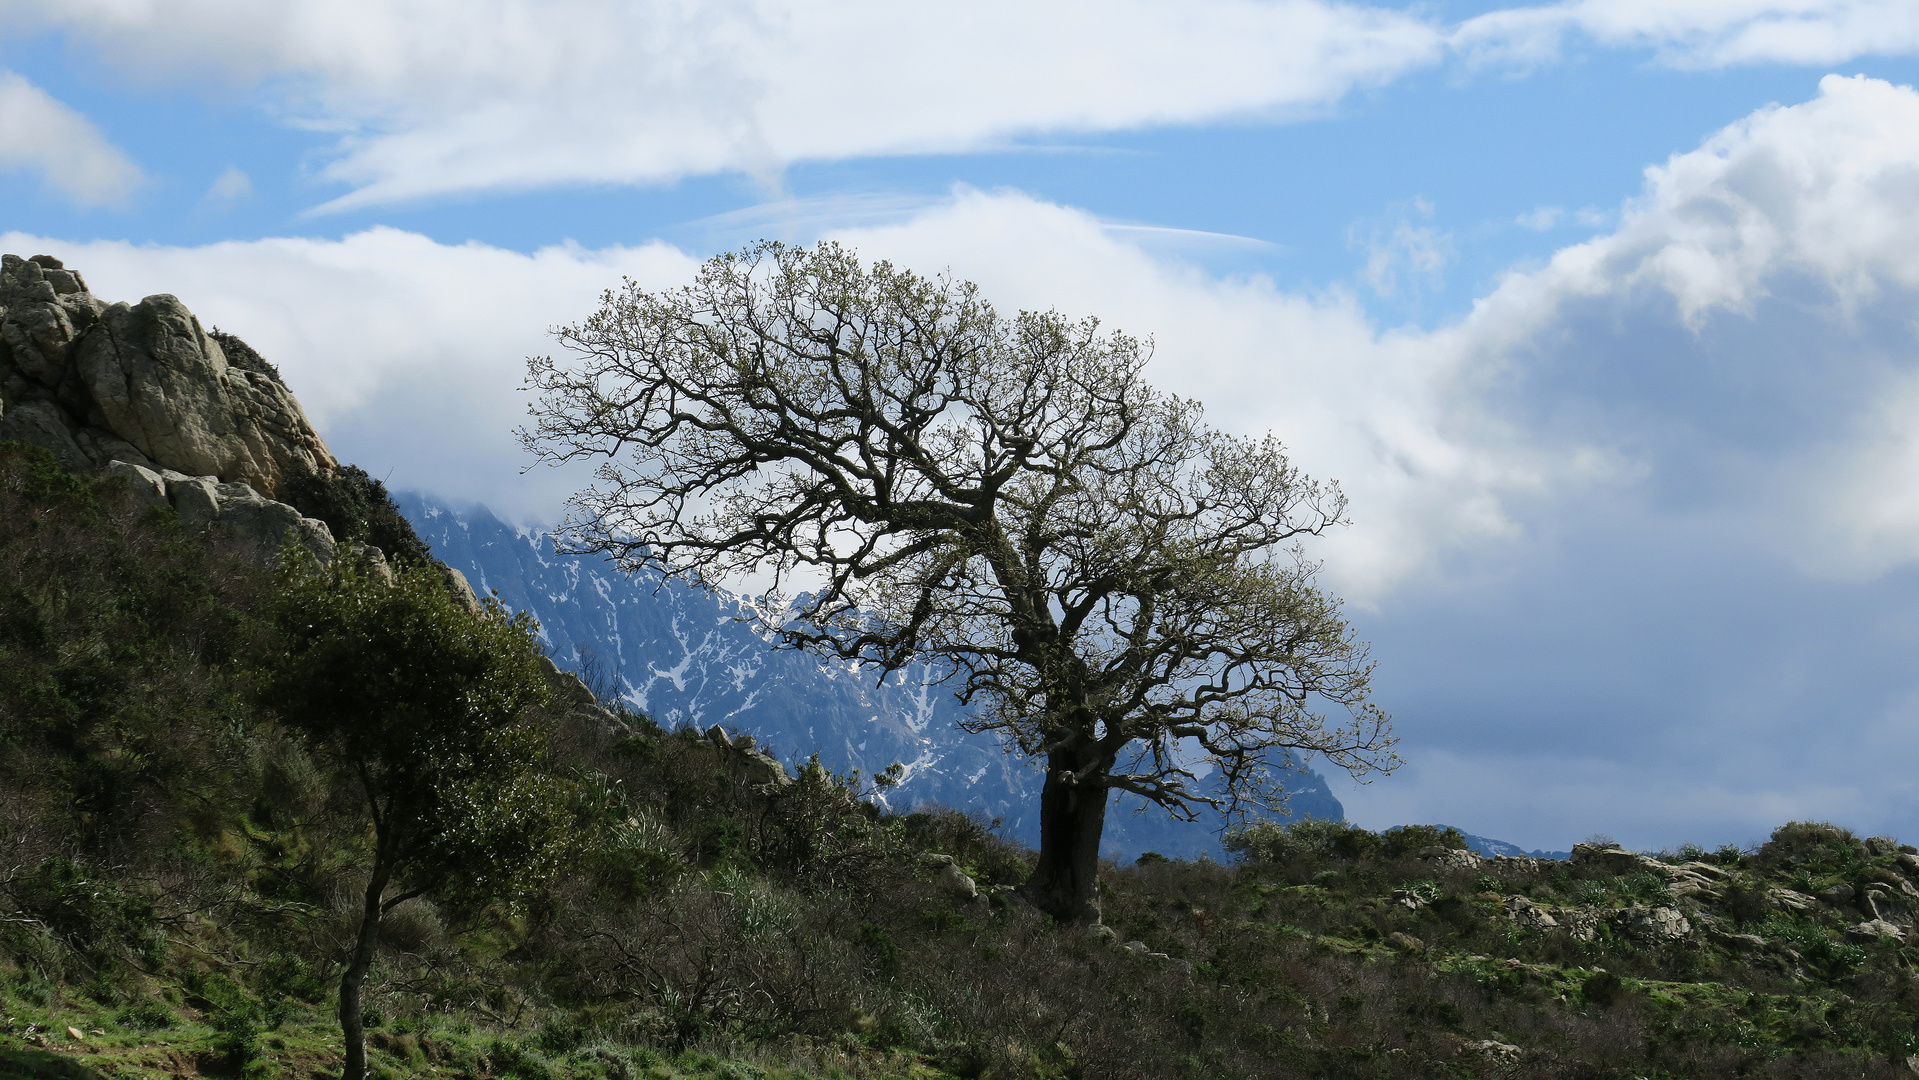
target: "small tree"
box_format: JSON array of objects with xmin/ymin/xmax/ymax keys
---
[
  {"xmin": 525, "ymin": 241, "xmax": 1397, "ymax": 923},
  {"xmin": 259, "ymin": 555, "xmax": 569, "ymax": 1080}
]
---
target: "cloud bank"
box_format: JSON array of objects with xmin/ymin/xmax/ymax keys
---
[
  {"xmin": 6, "ymin": 2, "xmax": 1919, "ymax": 209},
  {"xmin": 11, "ymin": 73, "xmax": 1919, "ymax": 848}
]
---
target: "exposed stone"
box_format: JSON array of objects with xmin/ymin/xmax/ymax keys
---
[
  {"xmin": 704, "ymin": 724, "xmax": 795, "ymax": 790},
  {"xmin": 1506, "ymin": 896, "xmax": 1559, "ymax": 931},
  {"xmin": 167, "ymin": 475, "xmax": 223, "ymax": 534},
  {"xmin": 0, "ymin": 398, "xmax": 90, "ymax": 472},
  {"xmin": 1559, "ymin": 907, "xmax": 1605, "ymax": 942},
  {"xmin": 1466, "ymin": 1039, "xmax": 1522, "ymax": 1063},
  {"xmin": 103, "ymin": 459, "xmax": 168, "ymax": 511},
  {"xmin": 942, "ymin": 863, "xmax": 980, "ymax": 902},
  {"xmin": 1387, "ymin": 931, "xmax": 1427, "ymax": 954},
  {"xmin": 346, "ymin": 542, "xmax": 395, "ymax": 586},
  {"xmin": 1818, "ymin": 883, "xmax": 1856, "ymax": 908},
  {"xmin": 1770, "ymin": 888, "xmax": 1817, "ymax": 912},
  {"xmin": 1390, "ymin": 888, "xmax": 1426, "ymax": 912},
  {"xmin": 1866, "ymin": 836, "xmax": 1899, "ymax": 857},
  {"xmin": 1846, "ymin": 919, "xmax": 1906, "ymax": 944},
  {"xmin": 2, "ymin": 255, "xmax": 337, "ymax": 495},
  {"xmin": 543, "ymin": 656, "xmax": 598, "ymax": 707},
  {"xmin": 442, "ymin": 565, "xmax": 485, "ymax": 616},
  {"xmin": 1620, "ymin": 905, "xmax": 1691, "ymax": 943},
  {"xmin": 1417, "ymin": 846, "xmax": 1483, "ymax": 871}
]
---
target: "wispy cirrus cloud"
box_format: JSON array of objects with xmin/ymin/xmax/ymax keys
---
[{"xmin": 9, "ymin": 1, "xmax": 1917, "ymax": 213}]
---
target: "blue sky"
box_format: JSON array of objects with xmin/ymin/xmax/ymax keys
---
[{"xmin": 7, "ymin": 0, "xmax": 1919, "ymax": 853}]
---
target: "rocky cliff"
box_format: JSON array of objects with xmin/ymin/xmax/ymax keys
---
[{"xmin": 0, "ymin": 253, "xmax": 335, "ymax": 498}]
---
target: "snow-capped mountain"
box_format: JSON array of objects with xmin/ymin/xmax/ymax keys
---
[{"xmin": 400, "ymin": 494, "xmax": 1344, "ymax": 859}]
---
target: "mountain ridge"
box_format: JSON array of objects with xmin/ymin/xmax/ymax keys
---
[{"xmin": 398, "ymin": 493, "xmax": 1348, "ymax": 860}]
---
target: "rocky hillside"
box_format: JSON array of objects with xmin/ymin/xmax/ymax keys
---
[{"xmin": 402, "ymin": 495, "xmax": 1348, "ymax": 860}]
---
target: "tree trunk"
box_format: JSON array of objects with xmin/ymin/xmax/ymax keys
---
[
  {"xmin": 339, "ymin": 859, "xmax": 389, "ymax": 1080},
  {"xmin": 1019, "ymin": 751, "xmax": 1112, "ymax": 924}
]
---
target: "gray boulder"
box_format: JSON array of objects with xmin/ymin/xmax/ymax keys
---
[
  {"xmin": 155, "ymin": 469, "xmax": 335, "ymax": 565},
  {"xmin": 0, "ymin": 398, "xmax": 90, "ymax": 472},
  {"xmin": 1, "ymin": 253, "xmax": 337, "ymax": 498},
  {"xmin": 1620, "ymin": 905, "xmax": 1691, "ymax": 943},
  {"xmin": 102, "ymin": 459, "xmax": 168, "ymax": 511},
  {"xmin": 1846, "ymin": 919, "xmax": 1906, "ymax": 943}
]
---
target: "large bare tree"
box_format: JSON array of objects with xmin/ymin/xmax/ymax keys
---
[{"xmin": 523, "ymin": 241, "xmax": 1397, "ymax": 923}]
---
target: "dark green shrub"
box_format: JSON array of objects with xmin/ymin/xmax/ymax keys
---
[
  {"xmin": 1753, "ymin": 821, "xmax": 1865, "ymax": 880},
  {"xmin": 278, "ymin": 463, "xmax": 432, "ymax": 565},
  {"xmin": 1582, "ymin": 970, "xmax": 1625, "ymax": 1007}
]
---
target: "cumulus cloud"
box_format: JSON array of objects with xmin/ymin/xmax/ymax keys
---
[
  {"xmin": 11, "ymin": 73, "xmax": 1919, "ymax": 846},
  {"xmin": 0, "ymin": 70, "xmax": 142, "ymax": 206}
]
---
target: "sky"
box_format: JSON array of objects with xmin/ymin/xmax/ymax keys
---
[{"xmin": 7, "ymin": 0, "xmax": 1919, "ymax": 854}]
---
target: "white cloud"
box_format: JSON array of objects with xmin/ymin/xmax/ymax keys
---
[
  {"xmin": 0, "ymin": 70, "xmax": 142, "ymax": 206},
  {"xmin": 5, "ymin": 74, "xmax": 1918, "ymax": 592},
  {"xmin": 203, "ymin": 165, "xmax": 252, "ymax": 207},
  {"xmin": 12, "ymin": 73, "xmax": 1919, "ymax": 847},
  {"xmin": 0, "ymin": 0, "xmax": 1447, "ymax": 211},
  {"xmin": 1516, "ymin": 205, "xmax": 1565, "ymax": 231},
  {"xmin": 4, "ymin": 2, "xmax": 1918, "ymax": 209},
  {"xmin": 1459, "ymin": 0, "xmax": 1919, "ymax": 68}
]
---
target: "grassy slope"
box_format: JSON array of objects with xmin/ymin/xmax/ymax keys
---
[{"xmin": 4, "ymin": 442, "xmax": 1919, "ymax": 1080}]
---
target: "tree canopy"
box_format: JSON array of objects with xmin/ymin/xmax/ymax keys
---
[
  {"xmin": 258, "ymin": 553, "xmax": 572, "ymax": 1079},
  {"xmin": 524, "ymin": 241, "xmax": 1397, "ymax": 922}
]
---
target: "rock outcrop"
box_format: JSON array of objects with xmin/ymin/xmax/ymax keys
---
[
  {"xmin": 103, "ymin": 460, "xmax": 338, "ymax": 565},
  {"xmin": 0, "ymin": 253, "xmax": 336, "ymax": 499}
]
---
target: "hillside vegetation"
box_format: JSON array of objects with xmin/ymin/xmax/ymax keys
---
[{"xmin": 5, "ymin": 441, "xmax": 1919, "ymax": 1080}]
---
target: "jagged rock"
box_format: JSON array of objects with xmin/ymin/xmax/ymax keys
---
[
  {"xmin": 152, "ymin": 470, "xmax": 335, "ymax": 564},
  {"xmin": 1664, "ymin": 862, "xmax": 1727, "ymax": 898},
  {"xmin": 1866, "ymin": 836, "xmax": 1899, "ymax": 857},
  {"xmin": 1711, "ymin": 931, "xmax": 1768, "ymax": 952},
  {"xmin": 1846, "ymin": 919, "xmax": 1906, "ymax": 943},
  {"xmin": 704, "ymin": 724, "xmax": 795, "ymax": 790},
  {"xmin": 441, "ymin": 565, "xmax": 485, "ymax": 616},
  {"xmin": 1417, "ymin": 846, "xmax": 1483, "ymax": 871},
  {"xmin": 1569, "ymin": 843, "xmax": 1673, "ymax": 877},
  {"xmin": 1387, "ymin": 931, "xmax": 1427, "ymax": 954},
  {"xmin": 1506, "ymin": 896, "xmax": 1559, "ymax": 931},
  {"xmin": 542, "ymin": 656, "xmax": 598, "ymax": 707},
  {"xmin": 103, "ymin": 459, "xmax": 169, "ymax": 510},
  {"xmin": 1, "ymin": 254, "xmax": 336, "ymax": 496},
  {"xmin": 1120, "ymin": 940, "xmax": 1150, "ymax": 955},
  {"xmin": 1620, "ymin": 905, "xmax": 1691, "ymax": 943},
  {"xmin": 1770, "ymin": 887, "xmax": 1817, "ymax": 912},
  {"xmin": 1088, "ymin": 923, "xmax": 1117, "ymax": 944},
  {"xmin": 1559, "ymin": 907, "xmax": 1605, "ymax": 942},
  {"xmin": 1818, "ymin": 883, "xmax": 1856, "ymax": 908},
  {"xmin": 1465, "ymin": 1039, "xmax": 1522, "ymax": 1063},
  {"xmin": 345, "ymin": 542, "xmax": 395, "ymax": 586},
  {"xmin": 0, "ymin": 398, "xmax": 90, "ymax": 471},
  {"xmin": 920, "ymin": 854, "xmax": 981, "ymax": 902},
  {"xmin": 1390, "ymin": 888, "xmax": 1426, "ymax": 911}
]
